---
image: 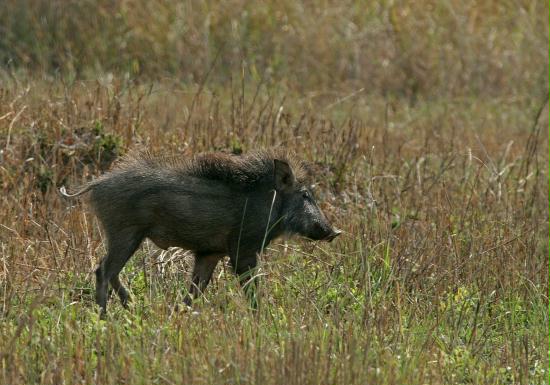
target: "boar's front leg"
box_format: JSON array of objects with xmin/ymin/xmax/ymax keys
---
[
  {"xmin": 183, "ymin": 254, "xmax": 221, "ymax": 306},
  {"xmin": 229, "ymin": 252, "xmax": 259, "ymax": 309},
  {"xmin": 110, "ymin": 275, "xmax": 131, "ymax": 308}
]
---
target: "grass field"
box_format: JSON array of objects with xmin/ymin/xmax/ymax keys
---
[{"xmin": 0, "ymin": 1, "xmax": 548, "ymax": 384}]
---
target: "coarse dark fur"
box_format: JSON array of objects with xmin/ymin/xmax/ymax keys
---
[{"xmin": 62, "ymin": 150, "xmax": 340, "ymax": 316}]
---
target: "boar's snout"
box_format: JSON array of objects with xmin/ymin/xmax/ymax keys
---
[
  {"xmin": 325, "ymin": 228, "xmax": 342, "ymax": 242},
  {"xmin": 306, "ymin": 220, "xmax": 341, "ymax": 242}
]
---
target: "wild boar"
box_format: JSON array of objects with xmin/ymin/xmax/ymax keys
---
[{"xmin": 61, "ymin": 150, "xmax": 340, "ymax": 315}]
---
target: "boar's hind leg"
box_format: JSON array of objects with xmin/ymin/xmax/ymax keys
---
[
  {"xmin": 183, "ymin": 254, "xmax": 221, "ymax": 307},
  {"xmin": 229, "ymin": 253, "xmax": 259, "ymax": 309},
  {"xmin": 96, "ymin": 228, "xmax": 143, "ymax": 315}
]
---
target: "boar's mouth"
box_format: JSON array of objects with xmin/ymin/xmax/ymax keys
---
[
  {"xmin": 324, "ymin": 229, "xmax": 342, "ymax": 242},
  {"xmin": 302, "ymin": 228, "xmax": 342, "ymax": 243}
]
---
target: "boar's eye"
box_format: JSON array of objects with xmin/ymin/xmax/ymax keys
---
[{"xmin": 302, "ymin": 190, "xmax": 310, "ymax": 199}]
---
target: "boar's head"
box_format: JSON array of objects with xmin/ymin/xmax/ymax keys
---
[{"xmin": 274, "ymin": 159, "xmax": 341, "ymax": 242}]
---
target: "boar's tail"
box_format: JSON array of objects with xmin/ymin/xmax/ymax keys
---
[{"xmin": 59, "ymin": 183, "xmax": 94, "ymax": 198}]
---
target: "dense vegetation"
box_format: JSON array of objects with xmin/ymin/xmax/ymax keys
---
[{"xmin": 0, "ymin": 1, "xmax": 548, "ymax": 384}]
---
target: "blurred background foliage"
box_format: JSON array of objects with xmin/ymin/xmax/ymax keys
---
[{"xmin": 0, "ymin": 0, "xmax": 548, "ymax": 101}]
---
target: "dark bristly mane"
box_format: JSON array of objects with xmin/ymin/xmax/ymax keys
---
[{"xmin": 118, "ymin": 150, "xmax": 307, "ymax": 189}]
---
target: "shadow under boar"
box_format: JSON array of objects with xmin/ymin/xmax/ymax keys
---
[{"xmin": 61, "ymin": 151, "xmax": 341, "ymax": 316}]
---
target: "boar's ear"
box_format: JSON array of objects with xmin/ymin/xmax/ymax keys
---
[{"xmin": 274, "ymin": 159, "xmax": 295, "ymax": 191}]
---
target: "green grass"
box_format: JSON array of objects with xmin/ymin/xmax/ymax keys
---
[{"xmin": 0, "ymin": 0, "xmax": 548, "ymax": 384}]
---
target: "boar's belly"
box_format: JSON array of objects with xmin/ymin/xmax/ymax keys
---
[
  {"xmin": 147, "ymin": 204, "xmax": 236, "ymax": 252},
  {"xmin": 147, "ymin": 224, "xmax": 229, "ymax": 253}
]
